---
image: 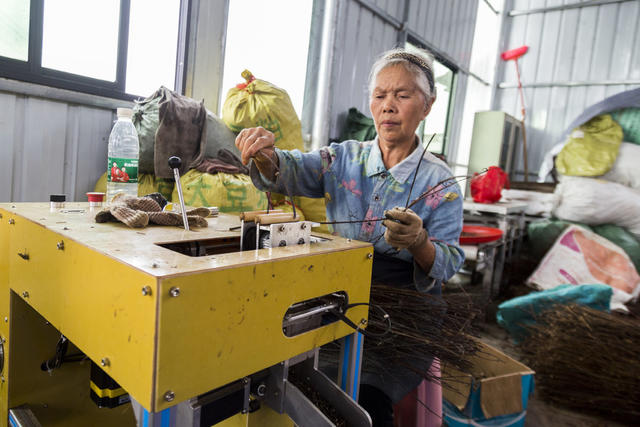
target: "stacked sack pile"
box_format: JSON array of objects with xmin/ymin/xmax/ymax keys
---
[
  {"xmin": 95, "ymin": 86, "xmax": 266, "ymax": 213},
  {"xmin": 221, "ymin": 70, "xmax": 329, "ymax": 232},
  {"xmin": 95, "ymin": 75, "xmax": 329, "ymax": 229},
  {"xmin": 526, "ymin": 109, "xmax": 640, "ymax": 307},
  {"xmin": 496, "ymin": 107, "xmax": 640, "ymax": 424}
]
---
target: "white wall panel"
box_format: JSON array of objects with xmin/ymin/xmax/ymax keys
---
[
  {"xmin": 495, "ymin": 0, "xmax": 640, "ymax": 180},
  {"xmin": 0, "ymin": 91, "xmax": 112, "ymax": 202}
]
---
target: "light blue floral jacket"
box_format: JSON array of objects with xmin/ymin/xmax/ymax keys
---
[{"xmin": 250, "ymin": 137, "xmax": 464, "ymax": 291}]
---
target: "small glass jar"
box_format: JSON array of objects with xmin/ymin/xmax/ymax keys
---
[{"xmin": 50, "ymin": 194, "xmax": 66, "ymax": 210}]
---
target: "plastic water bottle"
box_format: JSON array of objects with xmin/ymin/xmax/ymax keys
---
[{"xmin": 107, "ymin": 108, "xmax": 139, "ymax": 203}]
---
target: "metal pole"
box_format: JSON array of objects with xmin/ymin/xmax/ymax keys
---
[
  {"xmin": 514, "ymin": 59, "xmax": 528, "ymax": 182},
  {"xmin": 311, "ymin": 0, "xmax": 338, "ymax": 150}
]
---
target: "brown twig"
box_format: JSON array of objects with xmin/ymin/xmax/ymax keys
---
[{"xmin": 520, "ymin": 304, "xmax": 640, "ymax": 423}]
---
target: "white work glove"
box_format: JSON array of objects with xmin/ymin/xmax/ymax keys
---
[{"xmin": 382, "ymin": 207, "xmax": 428, "ymax": 251}]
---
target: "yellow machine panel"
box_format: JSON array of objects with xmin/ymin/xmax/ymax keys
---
[
  {"xmin": 0, "ymin": 203, "xmax": 373, "ymax": 426},
  {"xmin": 155, "ymin": 249, "xmax": 371, "ymax": 411},
  {"xmin": 7, "ymin": 214, "xmax": 157, "ymax": 409}
]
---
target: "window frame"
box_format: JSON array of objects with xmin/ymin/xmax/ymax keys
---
[
  {"xmin": 406, "ymin": 37, "xmax": 457, "ymax": 156},
  {"xmin": 0, "ymin": 0, "xmax": 177, "ymax": 101}
]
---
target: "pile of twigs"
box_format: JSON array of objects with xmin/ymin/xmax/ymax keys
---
[
  {"xmin": 520, "ymin": 304, "xmax": 640, "ymax": 423},
  {"xmin": 357, "ymin": 284, "xmax": 482, "ymax": 383}
]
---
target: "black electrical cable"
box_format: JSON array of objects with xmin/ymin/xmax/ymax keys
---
[
  {"xmin": 40, "ymin": 335, "xmax": 87, "ymax": 372},
  {"xmin": 41, "ymin": 335, "xmax": 68, "ymax": 372},
  {"xmin": 330, "ymin": 302, "xmax": 392, "ymax": 339}
]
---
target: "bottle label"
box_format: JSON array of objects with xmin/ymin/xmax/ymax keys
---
[{"xmin": 107, "ymin": 157, "xmax": 139, "ymax": 183}]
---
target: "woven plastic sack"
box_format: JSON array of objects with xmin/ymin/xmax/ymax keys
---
[
  {"xmin": 601, "ymin": 142, "xmax": 640, "ymax": 189},
  {"xmin": 555, "ymin": 114, "xmax": 623, "ymax": 176},
  {"xmin": 527, "ymin": 219, "xmax": 640, "ymax": 274},
  {"xmin": 527, "ymin": 219, "xmax": 591, "ymax": 260},
  {"xmin": 222, "ymin": 70, "xmax": 303, "ymax": 151},
  {"xmin": 174, "ymin": 170, "xmax": 268, "ymax": 213},
  {"xmin": 94, "ymin": 172, "xmax": 174, "ymax": 201},
  {"xmin": 591, "ymin": 224, "xmax": 640, "ymax": 273},
  {"xmin": 133, "ymin": 87, "xmax": 240, "ymax": 174},
  {"xmin": 553, "ymin": 176, "xmax": 640, "ymax": 240},
  {"xmin": 470, "ymin": 166, "xmax": 509, "ymax": 203},
  {"xmin": 297, "ymin": 197, "xmax": 330, "ymax": 234},
  {"xmin": 132, "ymin": 91, "xmax": 162, "ymax": 174},
  {"xmin": 610, "ymin": 107, "xmax": 640, "ymax": 144},
  {"xmin": 501, "ymin": 189, "xmax": 558, "ymax": 217},
  {"xmin": 527, "ymin": 225, "xmax": 640, "ymax": 307},
  {"xmin": 271, "ymin": 200, "xmax": 305, "ymax": 221}
]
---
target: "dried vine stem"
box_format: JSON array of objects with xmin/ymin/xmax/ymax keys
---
[
  {"xmin": 521, "ymin": 304, "xmax": 640, "ymax": 423},
  {"xmin": 323, "ymin": 284, "xmax": 483, "ymax": 386}
]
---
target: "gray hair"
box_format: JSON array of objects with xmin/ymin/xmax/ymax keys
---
[{"xmin": 368, "ymin": 47, "xmax": 437, "ymax": 107}]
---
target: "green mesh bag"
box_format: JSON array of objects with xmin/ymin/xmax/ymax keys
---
[{"xmin": 610, "ymin": 108, "xmax": 640, "ymax": 144}]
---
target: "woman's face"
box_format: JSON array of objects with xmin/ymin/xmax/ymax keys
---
[{"xmin": 370, "ymin": 64, "xmax": 431, "ymax": 148}]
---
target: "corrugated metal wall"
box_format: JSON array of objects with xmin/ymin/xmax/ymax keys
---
[
  {"xmin": 407, "ymin": 0, "xmax": 477, "ymax": 67},
  {"xmin": 329, "ymin": 0, "xmax": 400, "ymax": 138},
  {"xmin": 0, "ymin": 0, "xmax": 479, "ymax": 203},
  {"xmin": 329, "ymin": 0, "xmax": 479, "ymax": 159},
  {"xmin": 0, "ymin": 91, "xmax": 113, "ymax": 202},
  {"xmin": 494, "ymin": 0, "xmax": 640, "ymax": 180}
]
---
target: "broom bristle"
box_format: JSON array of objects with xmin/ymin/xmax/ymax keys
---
[{"xmin": 521, "ymin": 304, "xmax": 640, "ymax": 423}]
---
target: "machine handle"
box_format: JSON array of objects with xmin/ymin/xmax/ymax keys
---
[
  {"xmin": 168, "ymin": 156, "xmax": 182, "ymax": 170},
  {"xmin": 168, "ymin": 156, "xmax": 190, "ymax": 232}
]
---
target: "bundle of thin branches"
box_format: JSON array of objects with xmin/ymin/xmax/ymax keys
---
[
  {"xmin": 322, "ymin": 284, "xmax": 482, "ymax": 387},
  {"xmin": 520, "ymin": 304, "xmax": 640, "ymax": 423},
  {"xmin": 362, "ymin": 284, "xmax": 483, "ymax": 382}
]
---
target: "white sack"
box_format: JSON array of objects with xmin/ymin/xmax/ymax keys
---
[
  {"xmin": 501, "ymin": 189, "xmax": 558, "ymax": 217},
  {"xmin": 601, "ymin": 142, "xmax": 640, "ymax": 189},
  {"xmin": 553, "ymin": 176, "xmax": 640, "ymax": 240}
]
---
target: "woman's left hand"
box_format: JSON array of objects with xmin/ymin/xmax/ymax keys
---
[{"xmin": 382, "ymin": 207, "xmax": 428, "ymax": 250}]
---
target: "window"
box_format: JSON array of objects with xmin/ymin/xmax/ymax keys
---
[
  {"xmin": 220, "ymin": 0, "xmax": 314, "ymax": 118},
  {"xmin": 0, "ymin": 0, "xmax": 30, "ymax": 61},
  {"xmin": 0, "ymin": 0, "xmax": 182, "ymax": 100},
  {"xmin": 406, "ymin": 42, "xmax": 456, "ymax": 156},
  {"xmin": 42, "ymin": 0, "xmax": 121, "ymax": 82}
]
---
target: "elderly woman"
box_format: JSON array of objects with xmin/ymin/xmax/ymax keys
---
[{"xmin": 236, "ymin": 47, "xmax": 464, "ymax": 426}]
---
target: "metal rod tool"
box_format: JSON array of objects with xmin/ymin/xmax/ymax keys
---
[{"xmin": 168, "ymin": 156, "xmax": 190, "ymax": 232}]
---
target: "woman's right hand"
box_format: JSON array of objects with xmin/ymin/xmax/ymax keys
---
[{"xmin": 235, "ymin": 127, "xmax": 279, "ymax": 179}]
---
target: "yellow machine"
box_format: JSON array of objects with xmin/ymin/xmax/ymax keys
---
[{"xmin": 0, "ymin": 203, "xmax": 373, "ymax": 426}]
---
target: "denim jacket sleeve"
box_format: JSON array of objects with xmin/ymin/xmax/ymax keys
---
[{"xmin": 249, "ymin": 147, "xmax": 337, "ymax": 198}]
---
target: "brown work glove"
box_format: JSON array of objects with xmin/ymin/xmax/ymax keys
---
[
  {"xmin": 95, "ymin": 195, "xmax": 210, "ymax": 228},
  {"xmin": 95, "ymin": 195, "xmax": 160, "ymax": 228},
  {"xmin": 382, "ymin": 207, "xmax": 428, "ymax": 251},
  {"xmin": 148, "ymin": 208, "xmax": 210, "ymax": 228}
]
